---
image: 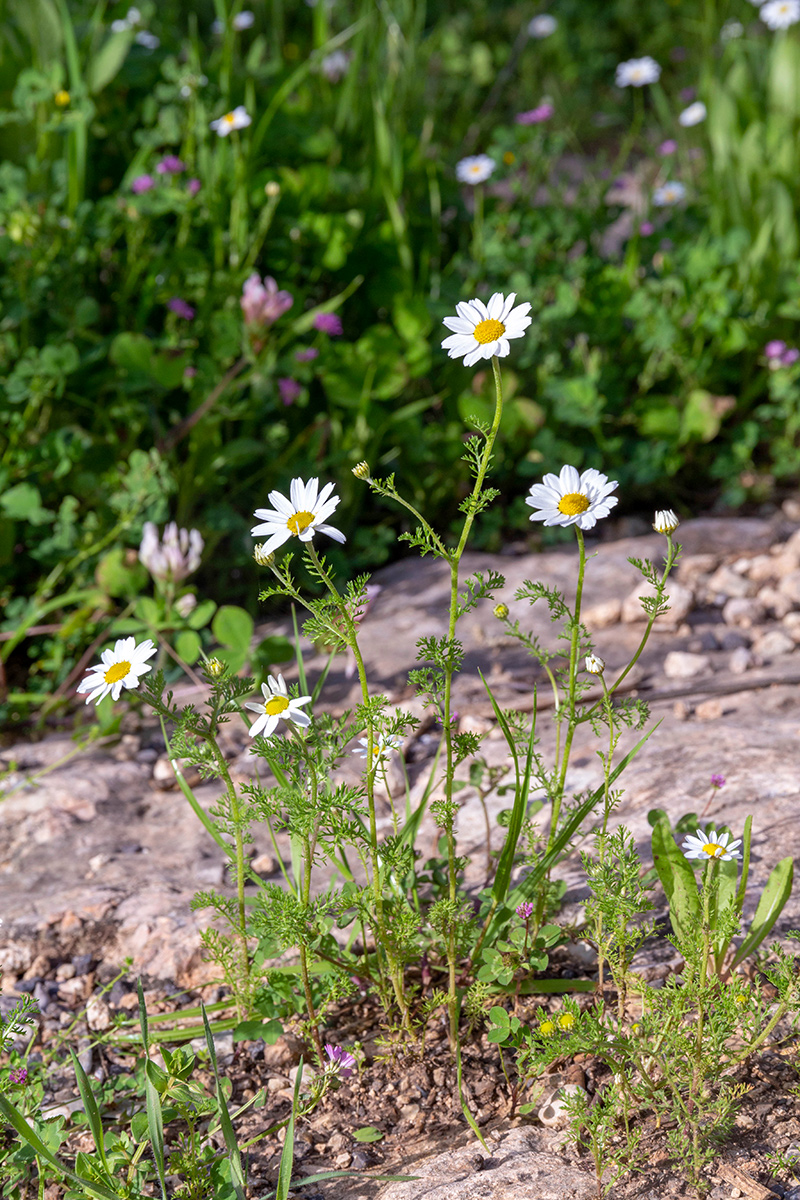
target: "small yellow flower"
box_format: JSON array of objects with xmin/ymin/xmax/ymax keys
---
[
  {"xmin": 493, "ymin": 603, "xmax": 509, "ymax": 620},
  {"xmin": 55, "ymin": 90, "xmax": 70, "ymax": 107},
  {"xmin": 557, "ymin": 1012, "xmax": 575, "ymax": 1031},
  {"xmin": 539, "ymin": 1019, "xmax": 556, "ymax": 1036}
]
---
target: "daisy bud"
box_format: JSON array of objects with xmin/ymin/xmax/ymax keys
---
[
  {"xmin": 265, "ymin": 180, "xmax": 280, "ymax": 197},
  {"xmin": 585, "ymin": 654, "xmax": 605, "ymax": 675},
  {"xmin": 206, "ymin": 658, "xmax": 224, "ymax": 677},
  {"xmin": 493, "ymin": 603, "xmax": 509, "ymax": 620},
  {"xmin": 253, "ymin": 544, "xmax": 275, "ymax": 566},
  {"xmin": 653, "ymin": 509, "xmax": 680, "ymax": 535},
  {"xmin": 352, "ymin": 461, "xmax": 371, "ymax": 481}
]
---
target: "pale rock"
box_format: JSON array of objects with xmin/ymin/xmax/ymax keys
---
[
  {"xmin": 663, "ymin": 651, "xmax": 711, "ymax": 680},
  {"xmin": 262, "ymin": 1034, "xmax": 304, "ymax": 1068},
  {"xmin": 538, "ymin": 1083, "xmax": 587, "ymax": 1128},
  {"xmin": 0, "ymin": 944, "xmax": 32, "ymax": 974},
  {"xmin": 707, "ymin": 565, "xmax": 757, "ymax": 601},
  {"xmin": 783, "ymin": 527, "xmax": 800, "ymax": 555},
  {"xmin": 745, "ymin": 554, "xmax": 778, "ymax": 584},
  {"xmin": 152, "ymin": 756, "xmax": 202, "ymax": 790},
  {"xmin": 782, "ymin": 611, "xmax": 800, "ymax": 643},
  {"xmin": 250, "ymin": 852, "xmax": 278, "ymax": 877},
  {"xmin": 722, "ymin": 597, "xmax": 765, "ymax": 628},
  {"xmin": 752, "ymin": 629, "xmax": 795, "ymax": 660},
  {"xmin": 582, "ymin": 597, "xmax": 621, "ymax": 629},
  {"xmin": 716, "ymin": 628, "xmax": 750, "ymax": 651},
  {"xmin": 334, "ymin": 1152, "xmax": 353, "ymax": 1168},
  {"xmin": 111, "ymin": 734, "xmax": 141, "ymax": 762},
  {"xmin": 696, "ymin": 698, "xmax": 723, "ymax": 721},
  {"xmin": 729, "ymin": 647, "xmax": 755, "ymax": 675},
  {"xmin": 621, "ymin": 580, "xmax": 693, "ymax": 625},
  {"xmin": 267, "ymin": 1076, "xmax": 287, "ymax": 1092},
  {"xmin": 769, "ymin": 551, "xmax": 800, "ymax": 580},
  {"xmin": 757, "ymin": 585, "xmax": 794, "ymax": 619},
  {"xmin": 673, "ymin": 700, "xmax": 693, "ymax": 720},
  {"xmin": 86, "ymin": 995, "xmax": 111, "ymax": 1032},
  {"xmin": 459, "ymin": 714, "xmax": 493, "ymax": 735},
  {"xmin": 778, "ymin": 569, "xmax": 800, "ymax": 606},
  {"xmin": 288, "ymin": 1063, "xmax": 317, "ymax": 1093},
  {"xmin": 676, "ymin": 553, "xmax": 719, "ymax": 585},
  {"xmin": 328, "ymin": 1132, "xmax": 349, "ymax": 1153}
]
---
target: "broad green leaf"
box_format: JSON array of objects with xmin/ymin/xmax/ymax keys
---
[
  {"xmin": 174, "ymin": 629, "xmax": 201, "ymax": 665},
  {"xmin": 87, "ymin": 31, "xmax": 134, "ymax": 94},
  {"xmin": 232, "ymin": 1018, "xmax": 283, "ymax": 1044},
  {"xmin": 651, "ymin": 819, "xmax": 700, "ymax": 946},
  {"xmin": 213, "ymin": 605, "xmax": 254, "ymax": 651},
  {"xmin": 186, "ymin": 598, "xmax": 217, "ymax": 629},
  {"xmin": 352, "ymin": 1125, "xmax": 384, "ymax": 1143},
  {"xmin": 730, "ymin": 856, "xmax": 794, "ymax": 969},
  {"xmin": 1, "ymin": 483, "xmax": 52, "ymax": 524}
]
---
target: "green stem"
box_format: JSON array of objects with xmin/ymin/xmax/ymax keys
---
[{"xmin": 548, "ymin": 525, "xmax": 587, "ymax": 847}]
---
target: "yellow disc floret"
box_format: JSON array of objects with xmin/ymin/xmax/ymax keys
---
[
  {"xmin": 557, "ymin": 492, "xmax": 590, "ymax": 516},
  {"xmin": 265, "ymin": 695, "xmax": 290, "ymax": 716},
  {"xmin": 702, "ymin": 842, "xmax": 724, "ymax": 857},
  {"xmin": 287, "ymin": 511, "xmax": 315, "ymax": 536},
  {"xmin": 104, "ymin": 661, "xmax": 131, "ymax": 684},
  {"xmin": 473, "ymin": 318, "xmax": 506, "ymax": 344},
  {"xmin": 55, "ymin": 90, "xmax": 70, "ymax": 107}
]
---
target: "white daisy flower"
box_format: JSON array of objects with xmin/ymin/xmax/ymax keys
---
[
  {"xmin": 455, "ymin": 155, "xmax": 496, "ymax": 185},
  {"xmin": 525, "ymin": 465, "xmax": 619, "ymax": 531},
  {"xmin": 251, "ymin": 477, "xmax": 346, "ymax": 555},
  {"xmin": 615, "ymin": 57, "xmax": 661, "ymax": 88},
  {"xmin": 355, "ymin": 732, "xmax": 403, "ymax": 764},
  {"xmin": 653, "ymin": 180, "xmax": 686, "ymax": 206},
  {"xmin": 762, "ymin": 0, "xmax": 800, "ymax": 26},
  {"xmin": 681, "ymin": 828, "xmax": 742, "ymax": 862},
  {"xmin": 441, "ymin": 292, "xmax": 532, "ymax": 366},
  {"xmin": 585, "ymin": 654, "xmax": 605, "ymax": 674},
  {"xmin": 653, "ymin": 509, "xmax": 680, "ymax": 534},
  {"xmin": 233, "ymin": 10, "xmax": 255, "ymax": 29},
  {"xmin": 679, "ymin": 101, "xmax": 706, "ymax": 127},
  {"xmin": 210, "ymin": 105, "xmax": 251, "ymax": 136},
  {"xmin": 245, "ymin": 673, "xmax": 312, "ymax": 738},
  {"xmin": 528, "ymin": 14, "xmax": 557, "ymax": 37},
  {"xmin": 76, "ymin": 637, "xmax": 157, "ymax": 705}
]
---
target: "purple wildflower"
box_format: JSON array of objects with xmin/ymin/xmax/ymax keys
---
[
  {"xmin": 516, "ymin": 901, "xmax": 535, "ymax": 921},
  {"xmin": 278, "ymin": 377, "xmax": 301, "ymax": 406},
  {"xmin": 168, "ymin": 298, "xmax": 195, "ymax": 320},
  {"xmin": 156, "ymin": 155, "xmax": 185, "ymax": 175},
  {"xmin": 187, "ymin": 178, "xmax": 201, "ymax": 196},
  {"xmin": 131, "ymin": 174, "xmax": 155, "ymax": 194},
  {"xmin": 324, "ymin": 1044, "xmax": 356, "ymax": 1078},
  {"xmin": 184, "ymin": 365, "xmax": 197, "ymax": 378},
  {"xmin": 313, "ymin": 312, "xmax": 343, "ymax": 336},
  {"xmin": 658, "ymin": 139, "xmax": 678, "ymax": 156},
  {"xmin": 639, "ymin": 221, "xmax": 654, "ymax": 235},
  {"xmin": 241, "ymin": 274, "xmax": 293, "ymax": 326},
  {"xmin": 295, "ymin": 346, "xmax": 319, "ymax": 362},
  {"xmin": 710, "ymin": 774, "xmax": 726, "ymax": 789},
  {"xmin": 516, "ymin": 103, "xmax": 554, "ymax": 125},
  {"xmin": 783, "ymin": 348, "xmax": 800, "ymax": 366},
  {"xmin": 765, "ymin": 340, "xmax": 787, "ymax": 360},
  {"xmin": 9, "ymin": 1067, "xmax": 27, "ymax": 1085}
]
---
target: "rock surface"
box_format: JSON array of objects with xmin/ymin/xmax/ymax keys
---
[{"xmin": 375, "ymin": 1126, "xmax": 596, "ymax": 1200}]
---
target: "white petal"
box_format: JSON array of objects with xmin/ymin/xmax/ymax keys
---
[
  {"xmin": 263, "ymin": 714, "xmax": 280, "ymax": 736},
  {"xmin": 442, "ymin": 316, "xmax": 476, "ymax": 334},
  {"xmin": 463, "ymin": 345, "xmax": 485, "ymax": 367},
  {"xmin": 304, "ymin": 478, "xmax": 319, "ymax": 508},
  {"xmin": 471, "ymin": 298, "xmax": 490, "ymax": 320},
  {"xmin": 268, "ymin": 491, "xmax": 294, "ymax": 515},
  {"xmin": 455, "ymin": 301, "xmax": 479, "ymax": 325},
  {"xmin": 487, "ymin": 292, "xmax": 504, "ymax": 319},
  {"xmin": 249, "ymin": 713, "xmax": 269, "ymax": 737},
  {"xmin": 290, "ymin": 478, "xmax": 304, "ymax": 509},
  {"xmin": 559, "ymin": 464, "xmax": 581, "ymax": 492},
  {"xmin": 260, "ymin": 529, "xmax": 293, "ymax": 553},
  {"xmin": 495, "ymin": 337, "xmax": 511, "ymax": 357},
  {"xmin": 316, "ymin": 522, "xmax": 346, "ymax": 543}
]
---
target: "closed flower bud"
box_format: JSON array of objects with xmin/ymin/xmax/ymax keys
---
[
  {"xmin": 352, "ymin": 461, "xmax": 371, "ymax": 481},
  {"xmin": 206, "ymin": 657, "xmax": 224, "ymax": 676},
  {"xmin": 253, "ymin": 544, "xmax": 275, "ymax": 566},
  {"xmin": 493, "ymin": 603, "xmax": 509, "ymax": 620},
  {"xmin": 653, "ymin": 509, "xmax": 680, "ymax": 535},
  {"xmin": 585, "ymin": 654, "xmax": 605, "ymax": 674},
  {"xmin": 265, "ymin": 180, "xmax": 280, "ymax": 197}
]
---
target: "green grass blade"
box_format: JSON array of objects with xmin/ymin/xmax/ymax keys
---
[
  {"xmin": 488, "ymin": 672, "xmax": 537, "ymax": 904},
  {"xmin": 276, "ymin": 1058, "xmax": 303, "ymax": 1200},
  {"xmin": 733, "ymin": 814, "xmax": 753, "ymax": 917},
  {"xmin": 730, "ymin": 856, "xmax": 794, "ymax": 969},
  {"xmin": 69, "ymin": 1048, "xmax": 111, "ymax": 1177},
  {"xmin": 291, "ymin": 604, "xmax": 308, "ymax": 696},
  {"xmin": 138, "ymin": 980, "xmax": 167, "ymax": 1200},
  {"xmin": 0, "ymin": 1094, "xmax": 123, "ymax": 1200},
  {"xmin": 456, "ymin": 1039, "xmax": 490, "ymax": 1155},
  {"xmin": 202, "ymin": 1001, "xmax": 246, "ymax": 1197}
]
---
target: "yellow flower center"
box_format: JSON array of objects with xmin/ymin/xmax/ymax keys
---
[
  {"xmin": 473, "ymin": 318, "xmax": 506, "ymax": 344},
  {"xmin": 104, "ymin": 661, "xmax": 131, "ymax": 684},
  {"xmin": 55, "ymin": 90, "xmax": 70, "ymax": 107},
  {"xmin": 539, "ymin": 1020, "xmax": 555, "ymax": 1036},
  {"xmin": 287, "ymin": 511, "xmax": 315, "ymax": 536},
  {"xmin": 265, "ymin": 695, "xmax": 290, "ymax": 716},
  {"xmin": 557, "ymin": 1013, "xmax": 575, "ymax": 1030},
  {"xmin": 702, "ymin": 842, "xmax": 724, "ymax": 857},
  {"xmin": 557, "ymin": 492, "xmax": 590, "ymax": 516}
]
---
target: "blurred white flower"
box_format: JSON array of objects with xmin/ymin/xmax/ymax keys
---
[
  {"xmin": 210, "ymin": 106, "xmax": 251, "ymax": 135},
  {"xmin": 442, "ymin": 293, "xmax": 532, "ymax": 366},
  {"xmin": 455, "ymin": 154, "xmax": 496, "ymax": 184},
  {"xmin": 528, "ymin": 14, "xmax": 557, "ymax": 37},
  {"xmin": 135, "ymin": 31, "xmax": 160, "ymax": 49},
  {"xmin": 653, "ymin": 181, "xmax": 686, "ymax": 206},
  {"xmin": 721, "ymin": 19, "xmax": 745, "ymax": 39},
  {"xmin": 139, "ymin": 522, "xmax": 204, "ymax": 584},
  {"xmin": 679, "ymin": 101, "xmax": 706, "ymax": 126},
  {"xmin": 320, "ymin": 49, "xmax": 351, "ymax": 82},
  {"xmin": 77, "ymin": 637, "xmax": 157, "ymax": 705},
  {"xmin": 212, "ymin": 17, "xmax": 224, "ymax": 33},
  {"xmin": 111, "ymin": 18, "xmax": 129, "ymax": 32},
  {"xmin": 175, "ymin": 593, "xmax": 198, "ymax": 619},
  {"xmin": 233, "ymin": 10, "xmax": 255, "ymax": 29},
  {"xmin": 251, "ymin": 478, "xmax": 345, "ymax": 553},
  {"xmin": 761, "ymin": 0, "xmax": 800, "ymax": 27},
  {"xmin": 616, "ymin": 57, "xmax": 661, "ymax": 87},
  {"xmin": 245, "ymin": 674, "xmax": 312, "ymax": 738},
  {"xmin": 526, "ymin": 465, "xmax": 619, "ymax": 531}
]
